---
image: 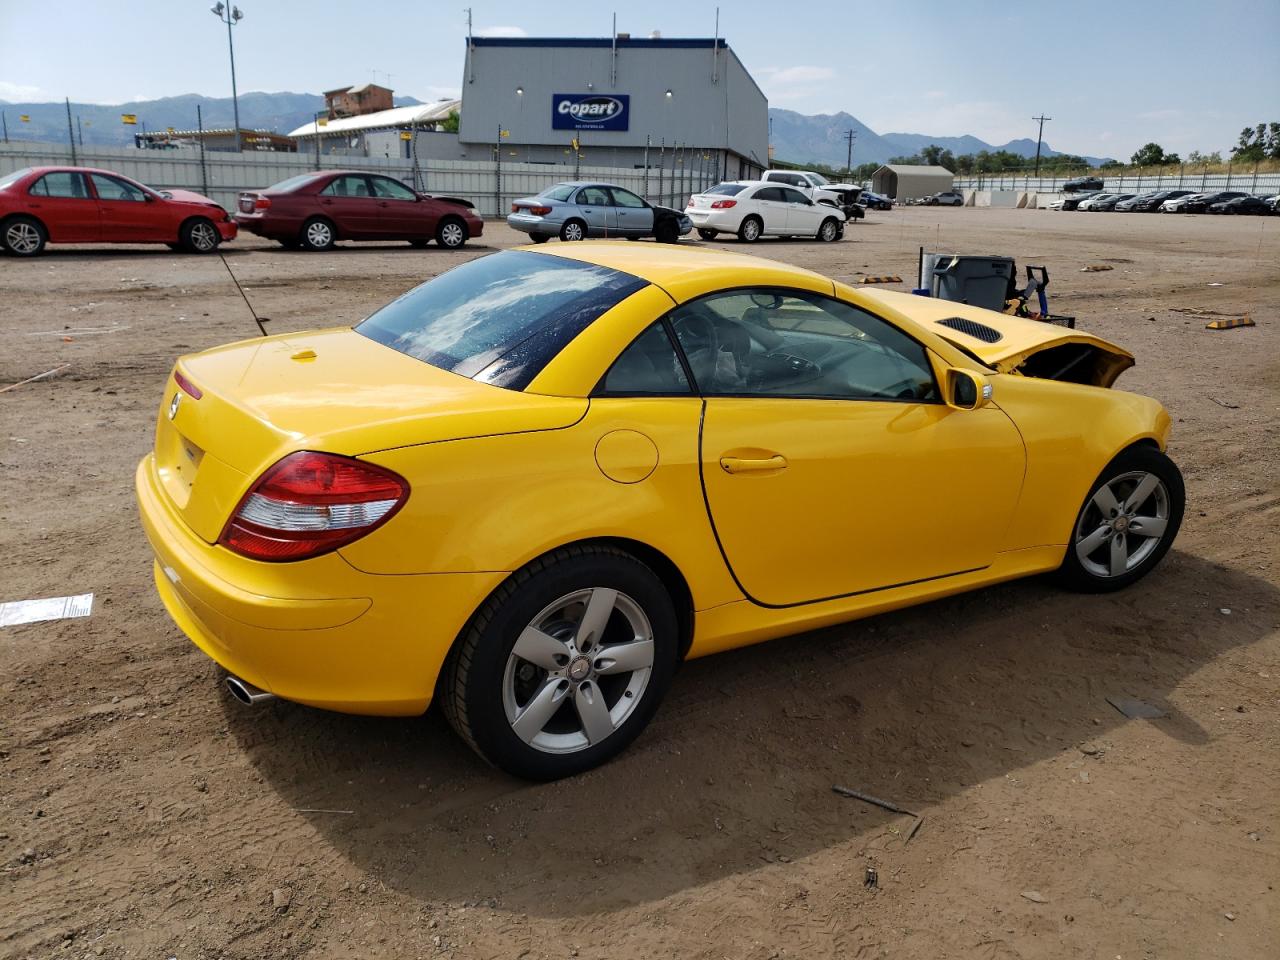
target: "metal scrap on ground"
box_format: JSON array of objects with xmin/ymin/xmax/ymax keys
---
[
  {"xmin": 0, "ymin": 593, "xmax": 94, "ymax": 628},
  {"xmin": 0, "ymin": 363, "xmax": 72, "ymax": 394},
  {"xmin": 1205, "ymin": 316, "xmax": 1255, "ymax": 330},
  {"xmin": 1106, "ymin": 695, "xmax": 1167, "ymax": 719}
]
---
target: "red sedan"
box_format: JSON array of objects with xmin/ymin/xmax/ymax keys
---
[
  {"xmin": 0, "ymin": 166, "xmax": 236, "ymax": 257},
  {"xmin": 234, "ymin": 171, "xmax": 484, "ymax": 251}
]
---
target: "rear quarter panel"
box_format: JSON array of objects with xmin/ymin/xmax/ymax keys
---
[{"xmin": 993, "ymin": 375, "xmax": 1172, "ymax": 551}]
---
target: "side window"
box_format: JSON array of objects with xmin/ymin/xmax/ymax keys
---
[
  {"xmin": 781, "ymin": 188, "xmax": 811, "ymax": 205},
  {"xmin": 764, "ymin": 172, "xmax": 782, "ymax": 183},
  {"xmin": 370, "ymin": 176, "xmax": 416, "ymax": 200},
  {"xmin": 577, "ymin": 186, "xmax": 611, "ymax": 206},
  {"xmin": 597, "ymin": 322, "xmax": 690, "ymax": 395},
  {"xmin": 754, "ymin": 187, "xmax": 782, "ymax": 202},
  {"xmin": 669, "ymin": 289, "xmax": 938, "ymax": 402},
  {"xmin": 31, "ymin": 172, "xmax": 89, "ymax": 199},
  {"xmin": 609, "ymin": 187, "xmax": 646, "ymax": 208},
  {"xmin": 91, "ymin": 175, "xmax": 146, "ymax": 202},
  {"xmin": 321, "ymin": 175, "xmax": 371, "ymax": 197}
]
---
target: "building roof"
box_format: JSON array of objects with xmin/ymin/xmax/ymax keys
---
[
  {"xmin": 289, "ymin": 100, "xmax": 460, "ymax": 138},
  {"xmin": 471, "ymin": 36, "xmax": 728, "ymax": 49},
  {"xmin": 874, "ymin": 164, "xmax": 955, "ymax": 176}
]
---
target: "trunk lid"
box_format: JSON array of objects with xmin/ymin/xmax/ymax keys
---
[
  {"xmin": 154, "ymin": 327, "xmax": 587, "ymax": 542},
  {"xmin": 852, "ymin": 288, "xmax": 1135, "ymax": 387}
]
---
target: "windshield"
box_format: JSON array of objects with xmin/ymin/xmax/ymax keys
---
[
  {"xmin": 538, "ymin": 184, "xmax": 577, "ymax": 201},
  {"xmin": 0, "ymin": 167, "xmax": 31, "ymax": 190},
  {"xmin": 807, "ymin": 173, "xmax": 830, "ymax": 185},
  {"xmin": 356, "ymin": 250, "xmax": 647, "ymax": 390},
  {"xmin": 705, "ymin": 183, "xmax": 748, "ymax": 196}
]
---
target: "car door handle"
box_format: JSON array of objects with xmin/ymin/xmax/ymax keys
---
[
  {"xmin": 378, "ymin": 201, "xmax": 389, "ymax": 207},
  {"xmin": 320, "ymin": 198, "xmax": 334, "ymax": 205},
  {"xmin": 720, "ymin": 455, "xmax": 788, "ymax": 474}
]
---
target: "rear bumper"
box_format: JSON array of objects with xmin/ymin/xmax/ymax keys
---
[
  {"xmin": 136, "ymin": 455, "xmax": 505, "ymax": 715},
  {"xmin": 507, "ymin": 212, "xmax": 554, "ymax": 235}
]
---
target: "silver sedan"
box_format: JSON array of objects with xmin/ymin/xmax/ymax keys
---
[{"xmin": 508, "ymin": 181, "xmax": 691, "ymax": 243}]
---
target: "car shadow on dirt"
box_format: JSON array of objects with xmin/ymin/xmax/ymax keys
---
[{"xmin": 223, "ymin": 549, "xmax": 1277, "ymax": 917}]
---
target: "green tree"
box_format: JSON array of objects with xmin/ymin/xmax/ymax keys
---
[
  {"xmin": 1099, "ymin": 159, "xmax": 1124, "ymax": 170},
  {"xmin": 1130, "ymin": 142, "xmax": 1167, "ymax": 166},
  {"xmin": 1268, "ymin": 122, "xmax": 1280, "ymax": 160},
  {"xmin": 1163, "ymin": 152, "xmax": 1181, "ymax": 166},
  {"xmin": 1233, "ymin": 126, "xmax": 1264, "ymax": 162},
  {"xmin": 441, "ymin": 110, "xmax": 460, "ymax": 134}
]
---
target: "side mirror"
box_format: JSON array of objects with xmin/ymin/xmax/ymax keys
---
[
  {"xmin": 143, "ymin": 193, "xmax": 155, "ymax": 202},
  {"xmin": 945, "ymin": 367, "xmax": 991, "ymax": 410}
]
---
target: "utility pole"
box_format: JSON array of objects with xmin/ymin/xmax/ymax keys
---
[
  {"xmin": 65, "ymin": 98, "xmax": 77, "ymax": 166},
  {"xmin": 3, "ymin": 110, "xmax": 10, "ymax": 144},
  {"xmin": 845, "ymin": 129, "xmax": 856, "ymax": 177},
  {"xmin": 211, "ymin": 3, "xmax": 245, "ymax": 152},
  {"xmin": 1032, "ymin": 114, "xmax": 1052, "ymax": 176}
]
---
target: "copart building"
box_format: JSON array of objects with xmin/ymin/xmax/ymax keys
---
[{"xmin": 457, "ymin": 35, "xmax": 768, "ymax": 178}]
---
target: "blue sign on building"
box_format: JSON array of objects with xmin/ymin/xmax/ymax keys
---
[{"xmin": 552, "ymin": 93, "xmax": 630, "ymax": 131}]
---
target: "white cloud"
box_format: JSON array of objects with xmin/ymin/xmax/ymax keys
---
[
  {"xmin": 476, "ymin": 25, "xmax": 527, "ymax": 37},
  {"xmin": 760, "ymin": 65, "xmax": 836, "ymax": 85},
  {"xmin": 757, "ymin": 65, "xmax": 840, "ymax": 107},
  {"xmin": 0, "ymin": 80, "xmax": 57, "ymax": 102}
]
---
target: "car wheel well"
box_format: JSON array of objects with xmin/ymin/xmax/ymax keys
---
[{"xmin": 444, "ymin": 537, "xmax": 696, "ymax": 674}]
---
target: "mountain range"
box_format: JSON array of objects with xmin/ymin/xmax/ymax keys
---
[
  {"xmin": 767, "ymin": 108, "xmax": 1114, "ymax": 167},
  {"xmin": 0, "ymin": 93, "xmax": 1111, "ymax": 166}
]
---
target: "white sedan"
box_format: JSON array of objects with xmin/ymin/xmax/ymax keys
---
[{"xmin": 687, "ymin": 181, "xmax": 845, "ymax": 243}]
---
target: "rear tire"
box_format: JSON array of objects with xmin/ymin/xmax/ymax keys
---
[
  {"xmin": 439, "ymin": 545, "xmax": 678, "ymax": 781},
  {"xmin": 560, "ymin": 219, "xmax": 587, "ymax": 242},
  {"xmin": 737, "ymin": 215, "xmax": 762, "ymax": 243},
  {"xmin": 1053, "ymin": 445, "xmax": 1184, "ymax": 593},
  {"xmin": 300, "ymin": 217, "xmax": 336, "ymax": 251},
  {"xmin": 436, "ymin": 217, "xmax": 468, "ymax": 249},
  {"xmin": 179, "ymin": 217, "xmax": 221, "ymax": 254},
  {"xmin": 2, "ymin": 215, "xmax": 47, "ymax": 256},
  {"xmin": 696, "ymin": 228, "xmax": 719, "ymax": 240}
]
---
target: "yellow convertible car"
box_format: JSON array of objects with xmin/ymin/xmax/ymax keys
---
[{"xmin": 136, "ymin": 244, "xmax": 1183, "ymax": 779}]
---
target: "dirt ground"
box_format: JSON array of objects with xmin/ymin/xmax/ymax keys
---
[{"xmin": 2, "ymin": 208, "xmax": 1277, "ymax": 960}]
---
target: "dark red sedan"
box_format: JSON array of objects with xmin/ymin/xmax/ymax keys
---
[
  {"xmin": 0, "ymin": 166, "xmax": 236, "ymax": 257},
  {"xmin": 234, "ymin": 171, "xmax": 484, "ymax": 251}
]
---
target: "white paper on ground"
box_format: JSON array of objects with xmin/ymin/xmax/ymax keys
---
[{"xmin": 0, "ymin": 593, "xmax": 94, "ymax": 627}]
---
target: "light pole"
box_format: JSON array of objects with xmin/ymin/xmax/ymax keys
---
[{"xmin": 211, "ymin": 3, "xmax": 244, "ymax": 152}]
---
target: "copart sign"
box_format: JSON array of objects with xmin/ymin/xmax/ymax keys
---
[{"xmin": 552, "ymin": 93, "xmax": 630, "ymax": 131}]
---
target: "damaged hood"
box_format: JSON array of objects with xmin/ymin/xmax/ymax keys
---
[{"xmin": 854, "ymin": 288, "xmax": 1135, "ymax": 387}]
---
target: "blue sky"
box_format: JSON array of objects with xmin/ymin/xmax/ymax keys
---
[{"xmin": 1, "ymin": 0, "xmax": 1276, "ymax": 157}]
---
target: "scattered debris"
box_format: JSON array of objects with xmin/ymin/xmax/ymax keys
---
[
  {"xmin": 864, "ymin": 867, "xmax": 878, "ymax": 888},
  {"xmin": 0, "ymin": 593, "xmax": 94, "ymax": 628},
  {"xmin": 0, "ymin": 362, "xmax": 72, "ymax": 394},
  {"xmin": 1224, "ymin": 912, "xmax": 1236, "ymax": 921},
  {"xmin": 1209, "ymin": 398, "xmax": 1240, "ymax": 409},
  {"xmin": 1080, "ymin": 264, "xmax": 1114, "ymax": 272},
  {"xmin": 272, "ymin": 887, "xmax": 292, "ymax": 911},
  {"xmin": 905, "ymin": 817, "xmax": 925, "ymax": 845},
  {"xmin": 1207, "ymin": 282, "xmax": 1225, "ymax": 287},
  {"xmin": 1021, "ymin": 890, "xmax": 1048, "ymax": 904},
  {"xmin": 858, "ymin": 275, "xmax": 902, "ymax": 284},
  {"xmin": 832, "ymin": 785, "xmax": 918, "ymax": 817},
  {"xmin": 293, "ymin": 807, "xmax": 354, "ymax": 815},
  {"xmin": 1106, "ymin": 695, "xmax": 1167, "ymax": 720},
  {"xmin": 1206, "ymin": 316, "xmax": 1255, "ymax": 330},
  {"xmin": 1220, "ymin": 608, "xmax": 1232, "ymax": 615},
  {"xmin": 1078, "ymin": 770, "xmax": 1091, "ymax": 784}
]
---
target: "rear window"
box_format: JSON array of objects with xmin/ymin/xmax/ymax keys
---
[
  {"xmin": 705, "ymin": 183, "xmax": 747, "ymax": 196},
  {"xmin": 0, "ymin": 168, "xmax": 30, "ymax": 190},
  {"xmin": 356, "ymin": 250, "xmax": 647, "ymax": 390},
  {"xmin": 266, "ymin": 173, "xmax": 324, "ymax": 194},
  {"xmin": 538, "ymin": 184, "xmax": 577, "ymax": 201}
]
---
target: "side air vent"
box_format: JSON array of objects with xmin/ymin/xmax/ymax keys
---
[{"xmin": 937, "ymin": 316, "xmax": 1003, "ymax": 343}]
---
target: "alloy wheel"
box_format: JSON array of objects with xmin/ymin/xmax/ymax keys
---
[
  {"xmin": 190, "ymin": 222, "xmax": 218, "ymax": 251},
  {"xmin": 306, "ymin": 221, "xmax": 332, "ymax": 247},
  {"xmin": 6, "ymin": 221, "xmax": 41, "ymax": 254},
  {"xmin": 502, "ymin": 587, "xmax": 655, "ymax": 754},
  {"xmin": 1074, "ymin": 470, "xmax": 1170, "ymax": 577},
  {"xmin": 562, "ymin": 221, "xmax": 585, "ymax": 241}
]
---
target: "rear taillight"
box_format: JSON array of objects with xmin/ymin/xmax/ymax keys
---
[
  {"xmin": 219, "ymin": 451, "xmax": 408, "ymax": 562},
  {"xmin": 254, "ymin": 196, "xmax": 271, "ymax": 210},
  {"xmin": 710, "ymin": 199, "xmax": 737, "ymax": 209},
  {"xmin": 516, "ymin": 204, "xmax": 551, "ymax": 216},
  {"xmin": 173, "ymin": 368, "xmax": 203, "ymax": 399}
]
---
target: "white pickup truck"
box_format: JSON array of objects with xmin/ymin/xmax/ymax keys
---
[{"xmin": 761, "ymin": 169, "xmax": 864, "ymax": 220}]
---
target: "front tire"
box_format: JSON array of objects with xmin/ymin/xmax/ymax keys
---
[
  {"xmin": 737, "ymin": 215, "xmax": 762, "ymax": 243},
  {"xmin": 180, "ymin": 217, "xmax": 220, "ymax": 254},
  {"xmin": 436, "ymin": 217, "xmax": 468, "ymax": 249},
  {"xmin": 654, "ymin": 219, "xmax": 679, "ymax": 244},
  {"xmin": 439, "ymin": 545, "xmax": 678, "ymax": 781},
  {"xmin": 560, "ymin": 219, "xmax": 587, "ymax": 242},
  {"xmin": 1054, "ymin": 445, "xmax": 1184, "ymax": 593},
  {"xmin": 818, "ymin": 217, "xmax": 840, "ymax": 242},
  {"xmin": 2, "ymin": 215, "xmax": 47, "ymax": 256}
]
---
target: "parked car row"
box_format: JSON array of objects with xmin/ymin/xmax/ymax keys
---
[
  {"xmin": 0, "ymin": 164, "xmax": 485, "ymax": 256},
  {"xmin": 506, "ymin": 181, "xmax": 692, "ymax": 243},
  {"xmin": 1050, "ymin": 189, "xmax": 1280, "ymax": 214}
]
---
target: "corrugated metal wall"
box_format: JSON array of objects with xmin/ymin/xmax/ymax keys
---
[{"xmin": 0, "ymin": 141, "xmax": 724, "ymax": 217}]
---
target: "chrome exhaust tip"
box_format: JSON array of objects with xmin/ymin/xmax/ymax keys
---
[{"xmin": 225, "ymin": 675, "xmax": 275, "ymax": 705}]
